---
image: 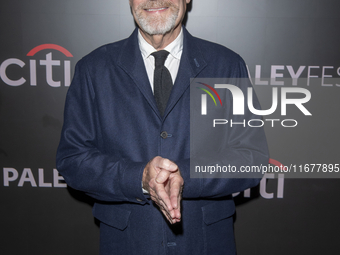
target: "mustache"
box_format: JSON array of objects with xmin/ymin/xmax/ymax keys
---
[{"xmin": 137, "ymin": 0, "xmax": 178, "ymax": 10}]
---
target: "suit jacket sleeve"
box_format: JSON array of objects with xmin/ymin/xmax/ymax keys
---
[{"xmin": 56, "ymin": 59, "xmax": 148, "ymax": 204}]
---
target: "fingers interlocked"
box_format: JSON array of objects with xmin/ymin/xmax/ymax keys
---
[{"xmin": 143, "ymin": 156, "xmax": 184, "ymax": 224}]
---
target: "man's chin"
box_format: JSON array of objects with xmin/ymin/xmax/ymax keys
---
[
  {"xmin": 138, "ymin": 18, "xmax": 176, "ymax": 36},
  {"xmin": 136, "ymin": 6, "xmax": 179, "ymax": 36},
  {"xmin": 141, "ymin": 26, "xmax": 173, "ymax": 36}
]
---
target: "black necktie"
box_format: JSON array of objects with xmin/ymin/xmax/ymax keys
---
[{"xmin": 152, "ymin": 50, "xmax": 173, "ymax": 116}]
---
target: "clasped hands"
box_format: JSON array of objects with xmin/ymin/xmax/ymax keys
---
[{"xmin": 142, "ymin": 156, "xmax": 184, "ymax": 224}]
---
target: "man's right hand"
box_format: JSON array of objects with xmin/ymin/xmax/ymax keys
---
[{"xmin": 142, "ymin": 156, "xmax": 184, "ymax": 224}]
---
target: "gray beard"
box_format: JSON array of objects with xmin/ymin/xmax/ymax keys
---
[{"xmin": 135, "ymin": 6, "xmax": 179, "ymax": 35}]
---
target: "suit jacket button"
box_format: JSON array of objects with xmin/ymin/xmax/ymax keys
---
[
  {"xmin": 160, "ymin": 131, "xmax": 168, "ymax": 139},
  {"xmin": 136, "ymin": 198, "xmax": 143, "ymax": 202}
]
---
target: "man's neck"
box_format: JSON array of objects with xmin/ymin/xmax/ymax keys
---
[{"xmin": 139, "ymin": 25, "xmax": 182, "ymax": 50}]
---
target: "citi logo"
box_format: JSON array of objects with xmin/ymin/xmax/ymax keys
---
[{"xmin": 0, "ymin": 44, "xmax": 73, "ymax": 87}]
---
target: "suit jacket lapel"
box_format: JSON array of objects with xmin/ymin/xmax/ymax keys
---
[
  {"xmin": 163, "ymin": 27, "xmax": 207, "ymax": 118},
  {"xmin": 117, "ymin": 29, "xmax": 162, "ymax": 119}
]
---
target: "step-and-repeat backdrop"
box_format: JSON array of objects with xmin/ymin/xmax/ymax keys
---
[{"xmin": 1, "ymin": 0, "xmax": 339, "ymax": 254}]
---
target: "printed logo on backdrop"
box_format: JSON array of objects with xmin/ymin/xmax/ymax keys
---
[
  {"xmin": 2, "ymin": 167, "xmax": 67, "ymax": 188},
  {"xmin": 252, "ymin": 65, "xmax": 340, "ymax": 87},
  {"xmin": 0, "ymin": 44, "xmax": 73, "ymax": 87}
]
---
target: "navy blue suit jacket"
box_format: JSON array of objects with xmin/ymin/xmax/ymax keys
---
[{"xmin": 56, "ymin": 27, "xmax": 269, "ymax": 255}]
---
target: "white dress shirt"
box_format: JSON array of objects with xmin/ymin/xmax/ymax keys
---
[{"xmin": 138, "ymin": 28, "xmax": 184, "ymax": 92}]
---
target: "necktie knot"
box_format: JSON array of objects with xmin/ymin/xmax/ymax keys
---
[{"xmin": 152, "ymin": 50, "xmax": 170, "ymax": 68}]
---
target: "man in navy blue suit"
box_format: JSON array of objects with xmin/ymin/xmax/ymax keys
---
[{"xmin": 57, "ymin": 0, "xmax": 269, "ymax": 254}]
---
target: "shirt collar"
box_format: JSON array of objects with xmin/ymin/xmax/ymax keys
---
[{"xmin": 138, "ymin": 28, "xmax": 183, "ymax": 60}]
